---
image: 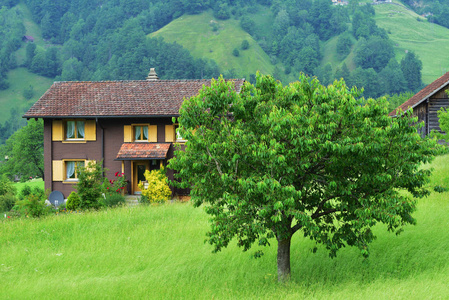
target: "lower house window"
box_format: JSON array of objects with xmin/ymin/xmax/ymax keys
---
[
  {"xmin": 65, "ymin": 160, "xmax": 85, "ymax": 180},
  {"xmin": 66, "ymin": 121, "xmax": 85, "ymax": 140}
]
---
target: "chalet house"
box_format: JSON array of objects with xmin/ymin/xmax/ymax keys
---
[
  {"xmin": 389, "ymin": 72, "xmax": 449, "ymax": 137},
  {"xmin": 23, "ymin": 69, "xmax": 244, "ymax": 198}
]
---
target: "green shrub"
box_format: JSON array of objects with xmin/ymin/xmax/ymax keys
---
[
  {"xmin": 102, "ymin": 193, "xmax": 125, "ymax": 207},
  {"xmin": 138, "ymin": 168, "xmax": 171, "ymax": 204},
  {"xmin": 0, "ymin": 175, "xmax": 15, "ymax": 196},
  {"xmin": 13, "ymin": 193, "xmax": 52, "ymax": 218},
  {"xmin": 19, "ymin": 185, "xmax": 32, "ymax": 199},
  {"xmin": 76, "ymin": 161, "xmax": 104, "ymax": 209},
  {"xmin": 0, "ymin": 193, "xmax": 16, "ymax": 213},
  {"xmin": 67, "ymin": 191, "xmax": 81, "ymax": 210},
  {"xmin": 232, "ymin": 48, "xmax": 240, "ymax": 57},
  {"xmin": 241, "ymin": 39, "xmax": 249, "ymax": 50}
]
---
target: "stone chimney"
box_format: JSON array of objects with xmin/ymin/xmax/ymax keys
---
[{"xmin": 146, "ymin": 68, "xmax": 159, "ymax": 81}]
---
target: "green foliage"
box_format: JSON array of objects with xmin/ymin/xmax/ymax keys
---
[
  {"xmin": 0, "ymin": 119, "xmax": 44, "ymax": 179},
  {"xmin": 0, "ymin": 175, "xmax": 16, "ymax": 196},
  {"xmin": 13, "ymin": 193, "xmax": 51, "ymax": 218},
  {"xmin": 232, "ymin": 48, "xmax": 240, "ymax": 57},
  {"xmin": 169, "ymin": 73, "xmax": 443, "ymax": 280},
  {"xmin": 76, "ymin": 161, "xmax": 104, "ymax": 209},
  {"xmin": 401, "ymin": 51, "xmax": 423, "ymax": 92},
  {"xmin": 241, "ymin": 40, "xmax": 249, "ymax": 50},
  {"xmin": 383, "ymin": 92, "xmax": 414, "ymax": 112},
  {"xmin": 22, "ymin": 85, "xmax": 34, "ymax": 100},
  {"xmin": 0, "ymin": 193, "xmax": 16, "ymax": 213},
  {"xmin": 66, "ymin": 191, "xmax": 81, "ymax": 210},
  {"xmin": 102, "ymin": 193, "xmax": 125, "ymax": 207},
  {"xmin": 336, "ymin": 32, "xmax": 353, "ymax": 58},
  {"xmin": 105, "ymin": 172, "xmax": 128, "ymax": 195},
  {"xmin": 138, "ymin": 168, "xmax": 171, "ymax": 204}
]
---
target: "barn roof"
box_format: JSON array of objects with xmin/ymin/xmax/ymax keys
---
[{"xmin": 389, "ymin": 72, "xmax": 449, "ymax": 116}]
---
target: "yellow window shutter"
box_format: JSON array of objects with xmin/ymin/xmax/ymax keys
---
[
  {"xmin": 149, "ymin": 125, "xmax": 157, "ymax": 142},
  {"xmin": 165, "ymin": 125, "xmax": 175, "ymax": 142},
  {"xmin": 52, "ymin": 160, "xmax": 64, "ymax": 181},
  {"xmin": 85, "ymin": 160, "xmax": 96, "ymax": 171},
  {"xmin": 52, "ymin": 121, "xmax": 64, "ymax": 141},
  {"xmin": 124, "ymin": 125, "xmax": 132, "ymax": 142},
  {"xmin": 85, "ymin": 120, "xmax": 96, "ymax": 141}
]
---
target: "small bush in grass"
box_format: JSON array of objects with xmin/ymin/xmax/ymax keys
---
[
  {"xmin": 138, "ymin": 168, "xmax": 171, "ymax": 204},
  {"xmin": 102, "ymin": 193, "xmax": 125, "ymax": 207},
  {"xmin": 13, "ymin": 193, "xmax": 52, "ymax": 218},
  {"xmin": 241, "ymin": 39, "xmax": 249, "ymax": 50},
  {"xmin": 0, "ymin": 175, "xmax": 16, "ymax": 196},
  {"xmin": 0, "ymin": 193, "xmax": 16, "ymax": 213},
  {"xmin": 232, "ymin": 48, "xmax": 240, "ymax": 57},
  {"xmin": 67, "ymin": 191, "xmax": 81, "ymax": 210}
]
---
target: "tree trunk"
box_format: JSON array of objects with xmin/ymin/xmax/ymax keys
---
[{"xmin": 277, "ymin": 235, "xmax": 292, "ymax": 282}]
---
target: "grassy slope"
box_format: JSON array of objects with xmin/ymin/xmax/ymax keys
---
[
  {"xmin": 0, "ymin": 68, "xmax": 53, "ymax": 123},
  {"xmin": 1, "ymin": 155, "xmax": 449, "ymax": 299},
  {"xmin": 374, "ymin": 1, "xmax": 449, "ymax": 84},
  {"xmin": 150, "ymin": 10, "xmax": 279, "ymax": 79},
  {"xmin": 0, "ymin": 2, "xmax": 53, "ymax": 124}
]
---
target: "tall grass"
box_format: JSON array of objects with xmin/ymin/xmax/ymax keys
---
[{"xmin": 1, "ymin": 156, "xmax": 449, "ymax": 299}]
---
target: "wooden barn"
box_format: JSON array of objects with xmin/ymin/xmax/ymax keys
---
[{"xmin": 389, "ymin": 72, "xmax": 449, "ymax": 137}]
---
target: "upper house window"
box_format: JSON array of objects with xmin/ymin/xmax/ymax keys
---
[
  {"xmin": 134, "ymin": 125, "xmax": 148, "ymax": 141},
  {"xmin": 66, "ymin": 121, "xmax": 85, "ymax": 140}
]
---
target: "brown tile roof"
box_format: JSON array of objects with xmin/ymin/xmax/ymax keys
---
[
  {"xmin": 23, "ymin": 79, "xmax": 245, "ymax": 118},
  {"xmin": 115, "ymin": 143, "xmax": 170, "ymax": 160},
  {"xmin": 389, "ymin": 72, "xmax": 449, "ymax": 116}
]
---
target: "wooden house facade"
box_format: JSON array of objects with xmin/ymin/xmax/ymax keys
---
[{"xmin": 23, "ymin": 69, "xmax": 244, "ymax": 198}]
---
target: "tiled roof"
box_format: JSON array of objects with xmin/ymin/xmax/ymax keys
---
[
  {"xmin": 389, "ymin": 72, "xmax": 449, "ymax": 116},
  {"xmin": 115, "ymin": 143, "xmax": 170, "ymax": 160},
  {"xmin": 23, "ymin": 79, "xmax": 245, "ymax": 118}
]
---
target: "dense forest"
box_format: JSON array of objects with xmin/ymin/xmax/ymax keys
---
[{"xmin": 0, "ymin": 0, "xmax": 428, "ymax": 146}]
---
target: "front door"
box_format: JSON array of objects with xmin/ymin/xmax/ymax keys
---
[{"xmin": 133, "ymin": 161, "xmax": 149, "ymax": 194}]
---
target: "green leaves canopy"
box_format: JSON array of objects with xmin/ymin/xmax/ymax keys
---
[{"xmin": 169, "ymin": 73, "xmax": 441, "ymax": 278}]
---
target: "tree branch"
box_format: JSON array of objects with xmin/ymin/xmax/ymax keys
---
[{"xmin": 206, "ymin": 146, "xmax": 223, "ymax": 176}]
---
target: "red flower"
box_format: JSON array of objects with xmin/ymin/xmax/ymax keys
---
[
  {"xmin": 107, "ymin": 187, "xmax": 109, "ymax": 189},
  {"xmin": 115, "ymin": 171, "xmax": 119, "ymax": 177},
  {"xmin": 121, "ymin": 187, "xmax": 124, "ymax": 189},
  {"xmin": 7, "ymin": 216, "xmax": 10, "ymax": 218},
  {"xmin": 116, "ymin": 189, "xmax": 120, "ymax": 192}
]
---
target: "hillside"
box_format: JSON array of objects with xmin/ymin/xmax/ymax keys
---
[
  {"xmin": 374, "ymin": 1, "xmax": 449, "ymax": 84},
  {"xmin": 150, "ymin": 10, "xmax": 286, "ymax": 80}
]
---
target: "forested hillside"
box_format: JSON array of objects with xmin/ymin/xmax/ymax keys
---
[{"xmin": 0, "ymin": 0, "xmax": 447, "ymax": 145}]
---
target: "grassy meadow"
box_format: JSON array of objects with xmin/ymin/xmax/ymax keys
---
[
  {"xmin": 150, "ymin": 10, "xmax": 293, "ymax": 81},
  {"xmin": 1, "ymin": 155, "xmax": 449, "ymax": 299},
  {"xmin": 374, "ymin": 2, "xmax": 449, "ymax": 84}
]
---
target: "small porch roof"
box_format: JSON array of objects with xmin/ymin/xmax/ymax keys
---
[{"xmin": 115, "ymin": 143, "xmax": 170, "ymax": 161}]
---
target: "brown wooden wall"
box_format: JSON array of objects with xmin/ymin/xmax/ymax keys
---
[
  {"xmin": 428, "ymin": 89, "xmax": 449, "ymax": 134},
  {"xmin": 44, "ymin": 117, "xmax": 178, "ymax": 198}
]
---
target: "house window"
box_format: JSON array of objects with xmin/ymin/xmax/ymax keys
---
[
  {"xmin": 65, "ymin": 121, "xmax": 85, "ymax": 140},
  {"xmin": 134, "ymin": 125, "xmax": 148, "ymax": 141},
  {"xmin": 65, "ymin": 160, "xmax": 85, "ymax": 181}
]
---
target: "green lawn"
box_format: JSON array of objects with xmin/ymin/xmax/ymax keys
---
[
  {"xmin": 1, "ymin": 155, "xmax": 449, "ymax": 298},
  {"xmin": 374, "ymin": 2, "xmax": 449, "ymax": 84},
  {"xmin": 13, "ymin": 178, "xmax": 44, "ymax": 194}
]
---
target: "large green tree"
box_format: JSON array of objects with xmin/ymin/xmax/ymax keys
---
[
  {"xmin": 0, "ymin": 119, "xmax": 44, "ymax": 180},
  {"xmin": 169, "ymin": 74, "xmax": 442, "ymax": 281}
]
